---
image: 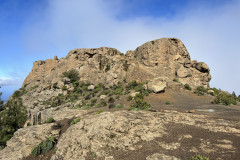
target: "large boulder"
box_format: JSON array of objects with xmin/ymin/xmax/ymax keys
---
[{"xmin": 148, "ymin": 77, "xmax": 167, "ymax": 93}]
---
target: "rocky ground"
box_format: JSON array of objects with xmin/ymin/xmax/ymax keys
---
[{"xmin": 1, "ymin": 89, "xmax": 240, "ymax": 160}]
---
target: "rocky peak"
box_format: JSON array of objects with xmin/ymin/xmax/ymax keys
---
[{"xmin": 23, "ymin": 38, "xmax": 211, "ymax": 90}]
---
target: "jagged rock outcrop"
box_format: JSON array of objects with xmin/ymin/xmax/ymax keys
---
[
  {"xmin": 23, "ymin": 38, "xmax": 211, "ymax": 89},
  {"xmin": 19, "ymin": 38, "xmax": 211, "ymax": 126}
]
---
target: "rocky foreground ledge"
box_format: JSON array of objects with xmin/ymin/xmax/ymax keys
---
[{"xmin": 1, "ymin": 108, "xmax": 240, "ymax": 160}]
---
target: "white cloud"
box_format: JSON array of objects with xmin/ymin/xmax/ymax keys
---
[
  {"xmin": 0, "ymin": 77, "xmax": 22, "ymax": 86},
  {"xmin": 21, "ymin": 0, "xmax": 240, "ymax": 95}
]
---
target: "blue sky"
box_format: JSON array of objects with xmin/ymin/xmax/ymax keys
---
[{"xmin": 0, "ymin": 0, "xmax": 240, "ymax": 100}]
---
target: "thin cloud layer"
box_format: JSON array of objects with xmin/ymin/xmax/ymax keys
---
[
  {"xmin": 0, "ymin": 77, "xmax": 21, "ymax": 86},
  {"xmin": 17, "ymin": 0, "xmax": 240, "ymax": 95}
]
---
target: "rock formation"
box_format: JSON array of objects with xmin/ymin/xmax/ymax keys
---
[
  {"xmin": 17, "ymin": 37, "xmax": 212, "ymax": 127},
  {"xmin": 23, "ymin": 38, "xmax": 211, "ymax": 90}
]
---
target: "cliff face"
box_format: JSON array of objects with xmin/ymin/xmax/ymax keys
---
[{"xmin": 23, "ymin": 38, "xmax": 211, "ymax": 89}]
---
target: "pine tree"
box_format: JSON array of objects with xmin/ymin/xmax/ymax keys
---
[
  {"xmin": 0, "ymin": 91, "xmax": 27, "ymax": 147},
  {"xmin": 0, "ymin": 86, "xmax": 3, "ymax": 110},
  {"xmin": 232, "ymin": 91, "xmax": 237, "ymax": 98}
]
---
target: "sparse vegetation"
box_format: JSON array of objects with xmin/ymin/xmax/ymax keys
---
[
  {"xmin": 62, "ymin": 69, "xmax": 79, "ymax": 83},
  {"xmin": 96, "ymin": 109, "xmax": 104, "ymax": 114},
  {"xmin": 70, "ymin": 118, "xmax": 81, "ymax": 125},
  {"xmin": 190, "ymin": 155, "xmax": 209, "ymax": 160},
  {"xmin": 115, "ymin": 104, "xmax": 123, "ymax": 108},
  {"xmin": 31, "ymin": 136, "xmax": 56, "ymax": 157},
  {"xmin": 45, "ymin": 117, "xmax": 55, "ymax": 123},
  {"xmin": 165, "ymin": 101, "xmax": 171, "ymax": 105},
  {"xmin": 130, "ymin": 93, "xmax": 151, "ymax": 110},
  {"xmin": 173, "ymin": 78, "xmax": 179, "ymax": 82},
  {"xmin": 195, "ymin": 86, "xmax": 207, "ymax": 96},
  {"xmin": 62, "ymin": 85, "xmax": 67, "ymax": 91},
  {"xmin": 184, "ymin": 83, "xmax": 192, "ymax": 90},
  {"xmin": 108, "ymin": 97, "xmax": 115, "ymax": 103},
  {"xmin": 30, "ymin": 85, "xmax": 39, "ymax": 91},
  {"xmin": 213, "ymin": 92, "xmax": 237, "ymax": 105},
  {"xmin": 127, "ymin": 95, "xmax": 133, "ymax": 101}
]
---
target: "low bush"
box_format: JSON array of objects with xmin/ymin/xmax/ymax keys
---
[
  {"xmin": 165, "ymin": 101, "xmax": 171, "ymax": 105},
  {"xmin": 126, "ymin": 80, "xmax": 138, "ymax": 90},
  {"xmin": 173, "ymin": 78, "xmax": 179, "ymax": 82},
  {"xmin": 127, "ymin": 95, "xmax": 133, "ymax": 101},
  {"xmin": 70, "ymin": 118, "xmax": 81, "ymax": 125},
  {"xmin": 115, "ymin": 104, "xmax": 123, "ymax": 108},
  {"xmin": 45, "ymin": 117, "xmax": 55, "ymax": 123},
  {"xmin": 62, "ymin": 69, "xmax": 79, "ymax": 83},
  {"xmin": 91, "ymin": 98, "xmax": 97, "ymax": 104},
  {"xmin": 195, "ymin": 86, "xmax": 207, "ymax": 96},
  {"xmin": 130, "ymin": 94, "xmax": 151, "ymax": 111},
  {"xmin": 108, "ymin": 97, "xmax": 115, "ymax": 103},
  {"xmin": 99, "ymin": 100, "xmax": 107, "ymax": 107},
  {"xmin": 108, "ymin": 103, "xmax": 115, "ymax": 109},
  {"xmin": 184, "ymin": 84, "xmax": 192, "ymax": 90},
  {"xmin": 213, "ymin": 92, "xmax": 237, "ymax": 105},
  {"xmin": 31, "ymin": 136, "xmax": 56, "ymax": 157},
  {"xmin": 62, "ymin": 85, "xmax": 67, "ymax": 91},
  {"xmin": 190, "ymin": 155, "xmax": 209, "ymax": 160},
  {"xmin": 96, "ymin": 110, "xmax": 104, "ymax": 114}
]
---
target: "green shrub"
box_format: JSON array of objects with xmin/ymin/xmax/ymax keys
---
[
  {"xmin": 101, "ymin": 89, "xmax": 110, "ymax": 95},
  {"xmin": 190, "ymin": 155, "xmax": 209, "ymax": 160},
  {"xmin": 109, "ymin": 103, "xmax": 115, "ymax": 109},
  {"xmin": 127, "ymin": 95, "xmax": 133, "ymax": 101},
  {"xmin": 91, "ymin": 98, "xmax": 97, "ymax": 104},
  {"xmin": 93, "ymin": 87, "xmax": 101, "ymax": 93},
  {"xmin": 0, "ymin": 98, "xmax": 27, "ymax": 147},
  {"xmin": 195, "ymin": 86, "xmax": 207, "ymax": 96},
  {"xmin": 82, "ymin": 85, "xmax": 88, "ymax": 91},
  {"xmin": 213, "ymin": 92, "xmax": 237, "ymax": 105},
  {"xmin": 130, "ymin": 94, "xmax": 151, "ymax": 110},
  {"xmin": 31, "ymin": 85, "xmax": 39, "ymax": 91},
  {"xmin": 108, "ymin": 97, "xmax": 115, "ymax": 103},
  {"xmin": 62, "ymin": 69, "xmax": 79, "ymax": 83},
  {"xmin": 173, "ymin": 78, "xmax": 179, "ymax": 82},
  {"xmin": 123, "ymin": 77, "xmax": 127, "ymax": 82},
  {"xmin": 99, "ymin": 100, "xmax": 107, "ymax": 107},
  {"xmin": 45, "ymin": 117, "xmax": 55, "ymax": 123},
  {"xmin": 96, "ymin": 110, "xmax": 104, "ymax": 114},
  {"xmin": 184, "ymin": 84, "xmax": 192, "ymax": 90},
  {"xmin": 126, "ymin": 80, "xmax": 138, "ymax": 90},
  {"xmin": 165, "ymin": 101, "xmax": 171, "ymax": 105},
  {"xmin": 116, "ymin": 95, "xmax": 120, "ymax": 100},
  {"xmin": 114, "ymin": 87, "xmax": 124, "ymax": 95},
  {"xmin": 84, "ymin": 92, "xmax": 93, "ymax": 100},
  {"xmin": 31, "ymin": 136, "xmax": 56, "ymax": 156},
  {"xmin": 115, "ymin": 104, "xmax": 123, "ymax": 108},
  {"xmin": 62, "ymin": 85, "xmax": 67, "ymax": 91},
  {"xmin": 53, "ymin": 82, "xmax": 58, "ymax": 89},
  {"xmin": 72, "ymin": 81, "xmax": 79, "ymax": 88},
  {"xmin": 70, "ymin": 118, "xmax": 81, "ymax": 125},
  {"xmin": 130, "ymin": 98, "xmax": 151, "ymax": 111}
]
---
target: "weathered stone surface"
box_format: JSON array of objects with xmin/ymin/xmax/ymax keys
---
[
  {"xmin": 88, "ymin": 85, "xmax": 95, "ymax": 90},
  {"xmin": 0, "ymin": 123, "xmax": 60, "ymax": 160},
  {"xmin": 146, "ymin": 153, "xmax": 180, "ymax": 160},
  {"xmin": 148, "ymin": 77, "xmax": 167, "ymax": 93}
]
